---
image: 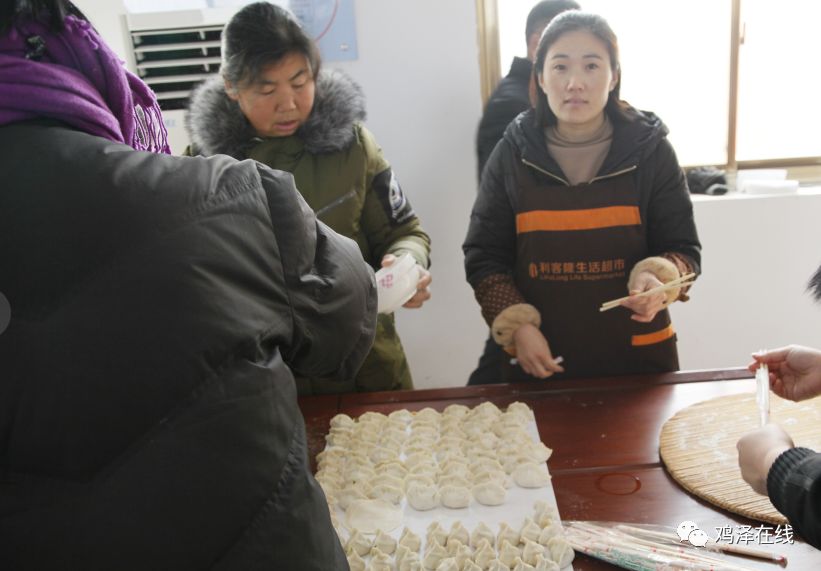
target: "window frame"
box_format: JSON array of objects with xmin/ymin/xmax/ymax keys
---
[{"xmin": 477, "ymin": 0, "xmax": 821, "ymax": 172}]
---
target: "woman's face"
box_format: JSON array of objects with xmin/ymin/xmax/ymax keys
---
[
  {"xmin": 226, "ymin": 52, "xmax": 316, "ymax": 138},
  {"xmin": 538, "ymin": 30, "xmax": 618, "ymax": 133}
]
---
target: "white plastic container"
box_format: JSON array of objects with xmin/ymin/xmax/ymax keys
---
[
  {"xmin": 375, "ymin": 253, "xmax": 420, "ymax": 314},
  {"xmin": 736, "ymin": 168, "xmax": 789, "ymax": 193}
]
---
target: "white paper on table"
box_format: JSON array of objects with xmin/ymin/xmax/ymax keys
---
[{"xmin": 331, "ymin": 419, "xmax": 574, "ymax": 570}]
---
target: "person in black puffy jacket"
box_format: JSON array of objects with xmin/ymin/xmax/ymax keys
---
[
  {"xmin": 464, "ymin": 11, "xmax": 701, "ymax": 383},
  {"xmin": 0, "ymin": 1, "xmax": 374, "ymax": 569}
]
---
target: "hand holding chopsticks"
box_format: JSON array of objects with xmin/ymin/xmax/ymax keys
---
[{"xmin": 600, "ymin": 272, "xmax": 696, "ymax": 312}]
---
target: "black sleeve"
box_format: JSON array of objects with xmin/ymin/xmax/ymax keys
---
[
  {"xmin": 645, "ymin": 138, "xmax": 702, "ymax": 274},
  {"xmin": 767, "ymin": 447, "xmax": 821, "ymax": 548},
  {"xmin": 463, "ymin": 139, "xmax": 518, "ymax": 289},
  {"xmin": 476, "ymin": 98, "xmax": 530, "ymax": 179},
  {"xmin": 256, "ymin": 165, "xmax": 377, "ymax": 381}
]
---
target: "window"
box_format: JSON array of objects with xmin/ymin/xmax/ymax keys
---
[{"xmin": 483, "ymin": 0, "xmax": 821, "ymax": 169}]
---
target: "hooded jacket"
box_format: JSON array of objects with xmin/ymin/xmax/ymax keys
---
[
  {"xmin": 187, "ymin": 69, "xmax": 431, "ymax": 394},
  {"xmin": 464, "ymin": 107, "xmax": 701, "ymax": 378},
  {"xmin": 0, "ymin": 119, "xmax": 375, "ymax": 570}
]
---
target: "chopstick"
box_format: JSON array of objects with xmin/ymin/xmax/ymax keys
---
[
  {"xmin": 617, "ymin": 524, "xmax": 788, "ymax": 564},
  {"xmin": 566, "ymin": 522, "xmax": 763, "ymax": 571},
  {"xmin": 756, "ymin": 358, "xmax": 771, "ymax": 426},
  {"xmin": 599, "ymin": 272, "xmax": 696, "ymax": 312}
]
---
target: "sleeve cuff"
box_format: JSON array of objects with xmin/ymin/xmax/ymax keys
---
[
  {"xmin": 629, "ymin": 256, "xmax": 681, "ymax": 305},
  {"xmin": 491, "ymin": 303, "xmax": 541, "ymax": 347},
  {"xmin": 766, "ymin": 447, "xmax": 817, "ymax": 513}
]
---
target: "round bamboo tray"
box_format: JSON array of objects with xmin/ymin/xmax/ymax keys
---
[{"xmin": 659, "ymin": 392, "xmax": 821, "ymax": 524}]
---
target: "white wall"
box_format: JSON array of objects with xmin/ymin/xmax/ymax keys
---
[
  {"xmin": 673, "ymin": 191, "xmax": 821, "ymax": 370},
  {"xmin": 76, "ymin": 0, "xmax": 821, "ymax": 388},
  {"xmin": 328, "ymin": 0, "xmax": 489, "ymax": 389}
]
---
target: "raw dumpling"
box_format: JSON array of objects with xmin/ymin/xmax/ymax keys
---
[
  {"xmin": 473, "ymin": 481, "xmax": 507, "ymax": 506},
  {"xmin": 533, "ymin": 501, "xmax": 560, "ymax": 527},
  {"xmin": 499, "ymin": 539, "xmax": 521, "ymax": 567},
  {"xmin": 407, "ymin": 483, "xmax": 440, "ymax": 511},
  {"xmin": 435, "ymin": 557, "xmax": 459, "ymax": 571},
  {"xmin": 463, "ymin": 561, "xmax": 482, "ymax": 571},
  {"xmin": 438, "ymin": 474, "xmax": 471, "ymax": 489},
  {"xmin": 338, "ymin": 485, "xmax": 369, "ymax": 510},
  {"xmin": 359, "ymin": 411, "xmax": 388, "ymax": 424},
  {"xmin": 453, "ymin": 543, "xmax": 473, "ymax": 567},
  {"xmin": 445, "ymin": 538, "xmax": 464, "ymax": 557},
  {"xmin": 439, "ymin": 485, "xmax": 471, "ymax": 509},
  {"xmin": 345, "ymin": 529, "xmax": 373, "ymax": 556},
  {"xmin": 522, "ymin": 540, "xmax": 546, "ymax": 565},
  {"xmin": 426, "ymin": 521, "xmax": 449, "ymax": 548},
  {"xmin": 398, "ymin": 552, "xmax": 423, "ymax": 571},
  {"xmin": 473, "ymin": 539, "xmax": 496, "ymax": 569},
  {"xmin": 537, "ymin": 524, "xmax": 562, "ymax": 546},
  {"xmin": 376, "ymin": 460, "xmax": 408, "ymax": 479},
  {"xmin": 520, "ymin": 519, "xmax": 542, "ymax": 543},
  {"xmin": 546, "ymin": 537, "xmax": 574, "ymax": 568},
  {"xmin": 389, "ymin": 409, "xmax": 414, "ymax": 424},
  {"xmin": 373, "ymin": 529, "xmax": 397, "ymax": 555},
  {"xmin": 448, "ymin": 521, "xmax": 470, "ymax": 546},
  {"xmin": 368, "ymin": 546, "xmax": 393, "ymax": 571},
  {"xmin": 497, "ymin": 522, "xmax": 520, "ymax": 548},
  {"xmin": 405, "ymin": 474, "xmax": 436, "ymax": 492},
  {"xmin": 399, "ymin": 527, "xmax": 422, "ymax": 553},
  {"xmin": 346, "ymin": 549, "xmax": 366, "ymax": 571},
  {"xmin": 443, "ymin": 403, "xmax": 470, "ymax": 418},
  {"xmin": 346, "ymin": 499, "xmax": 403, "ymax": 533},
  {"xmin": 534, "ymin": 554, "xmax": 560, "ymax": 571},
  {"xmin": 368, "ymin": 483, "xmax": 403, "ymax": 505},
  {"xmin": 506, "ymin": 401, "xmax": 535, "ymax": 420},
  {"xmin": 512, "ymin": 462, "xmax": 551, "ymax": 488},
  {"xmin": 487, "ymin": 558, "xmax": 512, "ymax": 571},
  {"xmin": 330, "ymin": 413, "xmax": 355, "ymax": 429},
  {"xmin": 471, "ymin": 522, "xmax": 496, "ymax": 549},
  {"xmin": 422, "ymin": 542, "xmax": 448, "ymax": 569},
  {"xmin": 511, "ymin": 557, "xmax": 536, "ymax": 571}
]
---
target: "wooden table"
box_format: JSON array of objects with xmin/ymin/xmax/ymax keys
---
[{"xmin": 298, "ymin": 368, "xmax": 821, "ymax": 569}]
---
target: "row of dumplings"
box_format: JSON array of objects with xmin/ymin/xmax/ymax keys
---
[
  {"xmin": 317, "ymin": 403, "xmax": 553, "ymax": 511},
  {"xmin": 343, "ymin": 502, "xmax": 574, "ymax": 571}
]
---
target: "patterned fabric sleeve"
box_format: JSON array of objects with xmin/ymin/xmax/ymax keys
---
[
  {"xmin": 474, "ymin": 273, "xmax": 527, "ymax": 326},
  {"xmin": 662, "ymin": 251, "xmax": 696, "ymax": 301}
]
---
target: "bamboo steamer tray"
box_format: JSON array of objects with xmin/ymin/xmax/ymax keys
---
[{"xmin": 659, "ymin": 391, "xmax": 821, "ymax": 524}]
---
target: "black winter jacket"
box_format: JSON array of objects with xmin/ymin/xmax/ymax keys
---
[
  {"xmin": 768, "ymin": 447, "xmax": 821, "ymax": 548},
  {"xmin": 0, "ymin": 121, "xmax": 375, "ymax": 570},
  {"xmin": 476, "ymin": 57, "xmax": 533, "ymax": 178},
  {"xmin": 465, "ymin": 107, "xmax": 701, "ymax": 290}
]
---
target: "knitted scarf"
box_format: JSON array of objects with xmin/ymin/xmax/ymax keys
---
[{"xmin": 0, "ymin": 14, "xmax": 170, "ymax": 154}]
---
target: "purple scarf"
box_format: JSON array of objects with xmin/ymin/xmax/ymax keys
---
[{"xmin": 0, "ymin": 15, "xmax": 170, "ymax": 154}]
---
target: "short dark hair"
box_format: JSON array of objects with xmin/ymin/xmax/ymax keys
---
[
  {"xmin": 221, "ymin": 1, "xmax": 320, "ymax": 89},
  {"xmin": 525, "ymin": 0, "xmax": 581, "ymax": 42},
  {"xmin": 533, "ymin": 10, "xmax": 632, "ymax": 127},
  {"xmin": 0, "ymin": 0, "xmax": 87, "ymax": 34}
]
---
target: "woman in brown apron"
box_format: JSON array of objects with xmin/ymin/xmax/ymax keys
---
[{"xmin": 464, "ymin": 10, "xmax": 701, "ymax": 383}]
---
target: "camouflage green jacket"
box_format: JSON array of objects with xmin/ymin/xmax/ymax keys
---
[{"xmin": 186, "ymin": 70, "xmax": 431, "ymax": 394}]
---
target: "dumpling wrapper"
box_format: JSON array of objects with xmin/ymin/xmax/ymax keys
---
[{"xmin": 346, "ymin": 499, "xmax": 403, "ymax": 533}]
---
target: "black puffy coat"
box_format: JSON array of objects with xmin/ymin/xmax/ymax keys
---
[{"xmin": 0, "ymin": 120, "xmax": 374, "ymax": 570}]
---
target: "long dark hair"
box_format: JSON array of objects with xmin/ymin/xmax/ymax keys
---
[
  {"xmin": 221, "ymin": 2, "xmax": 320, "ymax": 89},
  {"xmin": 0, "ymin": 0, "xmax": 87, "ymax": 34},
  {"xmin": 533, "ymin": 10, "xmax": 632, "ymax": 127}
]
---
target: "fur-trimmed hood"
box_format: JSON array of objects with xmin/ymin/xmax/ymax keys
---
[{"xmin": 185, "ymin": 68, "xmax": 366, "ymax": 158}]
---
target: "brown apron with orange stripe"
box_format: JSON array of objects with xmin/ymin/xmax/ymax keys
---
[{"xmin": 504, "ymin": 165, "xmax": 678, "ymax": 381}]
